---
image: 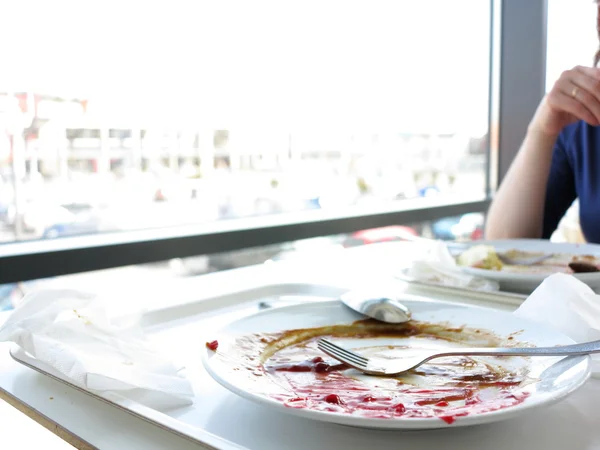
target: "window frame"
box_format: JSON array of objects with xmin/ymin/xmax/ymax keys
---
[{"xmin": 0, "ymin": 0, "xmax": 548, "ymax": 284}]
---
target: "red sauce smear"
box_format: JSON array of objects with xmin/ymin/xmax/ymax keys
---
[
  {"xmin": 269, "ymin": 356, "xmax": 348, "ymax": 373},
  {"xmin": 273, "ymin": 365, "xmax": 528, "ymax": 423},
  {"xmin": 264, "ymin": 340, "xmax": 529, "ymax": 424},
  {"xmin": 220, "ymin": 319, "xmax": 532, "ymax": 425},
  {"xmin": 206, "ymin": 340, "xmax": 219, "ymax": 351}
]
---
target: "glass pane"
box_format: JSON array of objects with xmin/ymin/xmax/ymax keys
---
[
  {"xmin": 546, "ymin": 0, "xmax": 598, "ymax": 91},
  {"xmin": 0, "ymin": 212, "xmax": 485, "ymax": 311},
  {"xmin": 0, "ymin": 1, "xmax": 491, "ymax": 243}
]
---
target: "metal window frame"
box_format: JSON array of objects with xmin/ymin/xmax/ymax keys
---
[
  {"xmin": 493, "ymin": 0, "xmax": 548, "ymax": 188},
  {"xmin": 0, "ymin": 0, "xmax": 548, "ymax": 284},
  {"xmin": 0, "ymin": 196, "xmax": 489, "ymax": 283}
]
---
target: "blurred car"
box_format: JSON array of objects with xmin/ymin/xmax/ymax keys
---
[
  {"xmin": 342, "ymin": 226, "xmax": 419, "ymax": 247},
  {"xmin": 0, "ymin": 201, "xmax": 14, "ymax": 226},
  {"xmin": 430, "ymin": 217, "xmax": 460, "ymax": 241},
  {"xmin": 40, "ymin": 203, "xmax": 107, "ymax": 238},
  {"xmin": 0, "ymin": 281, "xmax": 39, "ymax": 311},
  {"xmin": 210, "ymin": 244, "xmax": 285, "ymax": 270},
  {"xmin": 417, "ymin": 186, "xmax": 441, "ymax": 197},
  {"xmin": 450, "ymin": 213, "xmax": 484, "ymax": 240},
  {"xmin": 21, "ymin": 202, "xmax": 74, "ymax": 235},
  {"xmin": 0, "ymin": 284, "xmax": 18, "ymax": 311},
  {"xmin": 167, "ymin": 255, "xmax": 211, "ymax": 276},
  {"xmin": 431, "ymin": 213, "xmax": 484, "ymax": 241}
]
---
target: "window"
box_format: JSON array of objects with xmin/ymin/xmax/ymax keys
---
[
  {"xmin": 0, "ymin": 1, "xmax": 546, "ymax": 283},
  {"xmin": 546, "ymin": 0, "xmax": 598, "ymax": 91},
  {"xmin": 0, "ymin": 213, "xmax": 485, "ymax": 311}
]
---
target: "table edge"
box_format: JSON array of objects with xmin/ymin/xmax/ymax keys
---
[{"xmin": 0, "ymin": 387, "xmax": 96, "ymax": 450}]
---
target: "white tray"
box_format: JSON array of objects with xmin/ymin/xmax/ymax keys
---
[
  {"xmin": 394, "ymin": 269, "xmax": 528, "ymax": 303},
  {"xmin": 8, "ymin": 281, "xmax": 529, "ymax": 450}
]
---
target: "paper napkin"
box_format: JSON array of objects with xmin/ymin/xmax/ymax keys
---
[
  {"xmin": 0, "ymin": 289, "xmax": 195, "ymax": 409},
  {"xmin": 405, "ymin": 240, "xmax": 500, "ymax": 291},
  {"xmin": 514, "ymin": 273, "xmax": 600, "ymax": 376}
]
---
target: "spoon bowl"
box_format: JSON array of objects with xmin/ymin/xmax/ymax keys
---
[{"xmin": 340, "ymin": 290, "xmax": 412, "ymax": 323}]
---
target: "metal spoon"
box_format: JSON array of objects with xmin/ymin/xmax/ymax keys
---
[{"xmin": 340, "ymin": 290, "xmax": 412, "ymax": 323}]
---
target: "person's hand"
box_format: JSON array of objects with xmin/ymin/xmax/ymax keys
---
[{"xmin": 530, "ymin": 66, "xmax": 600, "ymax": 137}]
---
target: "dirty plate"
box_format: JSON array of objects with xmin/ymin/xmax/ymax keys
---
[
  {"xmin": 458, "ymin": 240, "xmax": 600, "ymax": 293},
  {"xmin": 202, "ymin": 298, "xmax": 590, "ymax": 430}
]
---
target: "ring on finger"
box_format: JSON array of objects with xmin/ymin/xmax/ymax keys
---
[{"xmin": 572, "ymin": 86, "xmax": 579, "ymax": 99}]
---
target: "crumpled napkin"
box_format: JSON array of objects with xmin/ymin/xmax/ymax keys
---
[
  {"xmin": 0, "ymin": 289, "xmax": 195, "ymax": 409},
  {"xmin": 405, "ymin": 240, "xmax": 500, "ymax": 291},
  {"xmin": 514, "ymin": 273, "xmax": 600, "ymax": 376}
]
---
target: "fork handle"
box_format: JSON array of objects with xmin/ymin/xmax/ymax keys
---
[{"xmin": 432, "ymin": 339, "xmax": 600, "ymax": 359}]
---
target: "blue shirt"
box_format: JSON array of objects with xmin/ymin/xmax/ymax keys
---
[{"xmin": 543, "ymin": 121, "xmax": 600, "ymax": 242}]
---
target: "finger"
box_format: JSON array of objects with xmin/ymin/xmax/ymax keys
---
[
  {"xmin": 573, "ymin": 65, "xmax": 600, "ymax": 81},
  {"xmin": 557, "ymin": 78, "xmax": 600, "ymax": 123},
  {"xmin": 570, "ymin": 68, "xmax": 600, "ymax": 107},
  {"xmin": 566, "ymin": 83, "xmax": 600, "ymax": 123},
  {"xmin": 550, "ymin": 90, "xmax": 598, "ymax": 125}
]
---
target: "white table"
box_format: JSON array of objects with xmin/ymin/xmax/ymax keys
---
[
  {"xmin": 1, "ymin": 242, "xmax": 599, "ymax": 449},
  {"xmin": 0, "ymin": 392, "xmax": 74, "ymax": 449}
]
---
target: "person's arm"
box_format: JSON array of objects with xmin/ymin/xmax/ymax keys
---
[
  {"xmin": 485, "ymin": 65, "xmax": 600, "ymax": 239},
  {"xmin": 485, "ymin": 128, "xmax": 557, "ymax": 239},
  {"xmin": 486, "ymin": 128, "xmax": 576, "ymax": 239}
]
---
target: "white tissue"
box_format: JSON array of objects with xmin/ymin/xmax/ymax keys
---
[
  {"xmin": 405, "ymin": 240, "xmax": 500, "ymax": 291},
  {"xmin": 514, "ymin": 273, "xmax": 600, "ymax": 375},
  {"xmin": 0, "ymin": 289, "xmax": 195, "ymax": 409}
]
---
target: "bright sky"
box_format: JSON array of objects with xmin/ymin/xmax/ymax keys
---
[
  {"xmin": 2, "ymin": 1, "xmax": 491, "ymax": 132},
  {"xmin": 546, "ymin": 0, "xmax": 598, "ymax": 90}
]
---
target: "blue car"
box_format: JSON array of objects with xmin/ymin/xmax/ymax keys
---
[{"xmin": 0, "ymin": 284, "xmax": 17, "ymax": 311}]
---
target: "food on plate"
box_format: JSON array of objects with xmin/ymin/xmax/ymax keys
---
[
  {"xmin": 456, "ymin": 245, "xmax": 600, "ymax": 275},
  {"xmin": 568, "ymin": 256, "xmax": 600, "ymax": 273},
  {"xmin": 568, "ymin": 261, "xmax": 600, "ymax": 273},
  {"xmin": 211, "ymin": 319, "xmax": 531, "ymax": 425},
  {"xmin": 456, "ymin": 245, "xmax": 503, "ymax": 270}
]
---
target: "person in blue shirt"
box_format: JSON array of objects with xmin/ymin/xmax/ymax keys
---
[{"xmin": 486, "ymin": 13, "xmax": 600, "ymax": 243}]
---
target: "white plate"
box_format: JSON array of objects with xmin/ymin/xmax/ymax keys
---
[
  {"xmin": 202, "ymin": 299, "xmax": 591, "ymax": 430},
  {"xmin": 459, "ymin": 239, "xmax": 600, "ymax": 293},
  {"xmin": 395, "ymin": 267, "xmax": 527, "ymax": 304}
]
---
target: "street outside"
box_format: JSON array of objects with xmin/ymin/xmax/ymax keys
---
[
  {"xmin": 0, "ymin": 101, "xmax": 488, "ymax": 311},
  {"xmin": 0, "ymin": 153, "xmax": 486, "ymax": 244}
]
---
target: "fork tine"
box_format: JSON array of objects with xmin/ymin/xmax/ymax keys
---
[
  {"xmin": 318, "ymin": 342, "xmax": 367, "ymax": 369},
  {"xmin": 318, "ymin": 339, "xmax": 369, "ymax": 362},
  {"xmin": 318, "ymin": 339, "xmax": 369, "ymax": 368}
]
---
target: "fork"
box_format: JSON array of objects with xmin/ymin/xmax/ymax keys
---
[
  {"xmin": 317, "ymin": 338, "xmax": 600, "ymax": 376},
  {"xmin": 496, "ymin": 252, "xmax": 554, "ymax": 266}
]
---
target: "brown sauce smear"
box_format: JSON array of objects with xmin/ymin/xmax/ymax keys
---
[{"xmin": 215, "ymin": 319, "xmax": 531, "ymax": 425}]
